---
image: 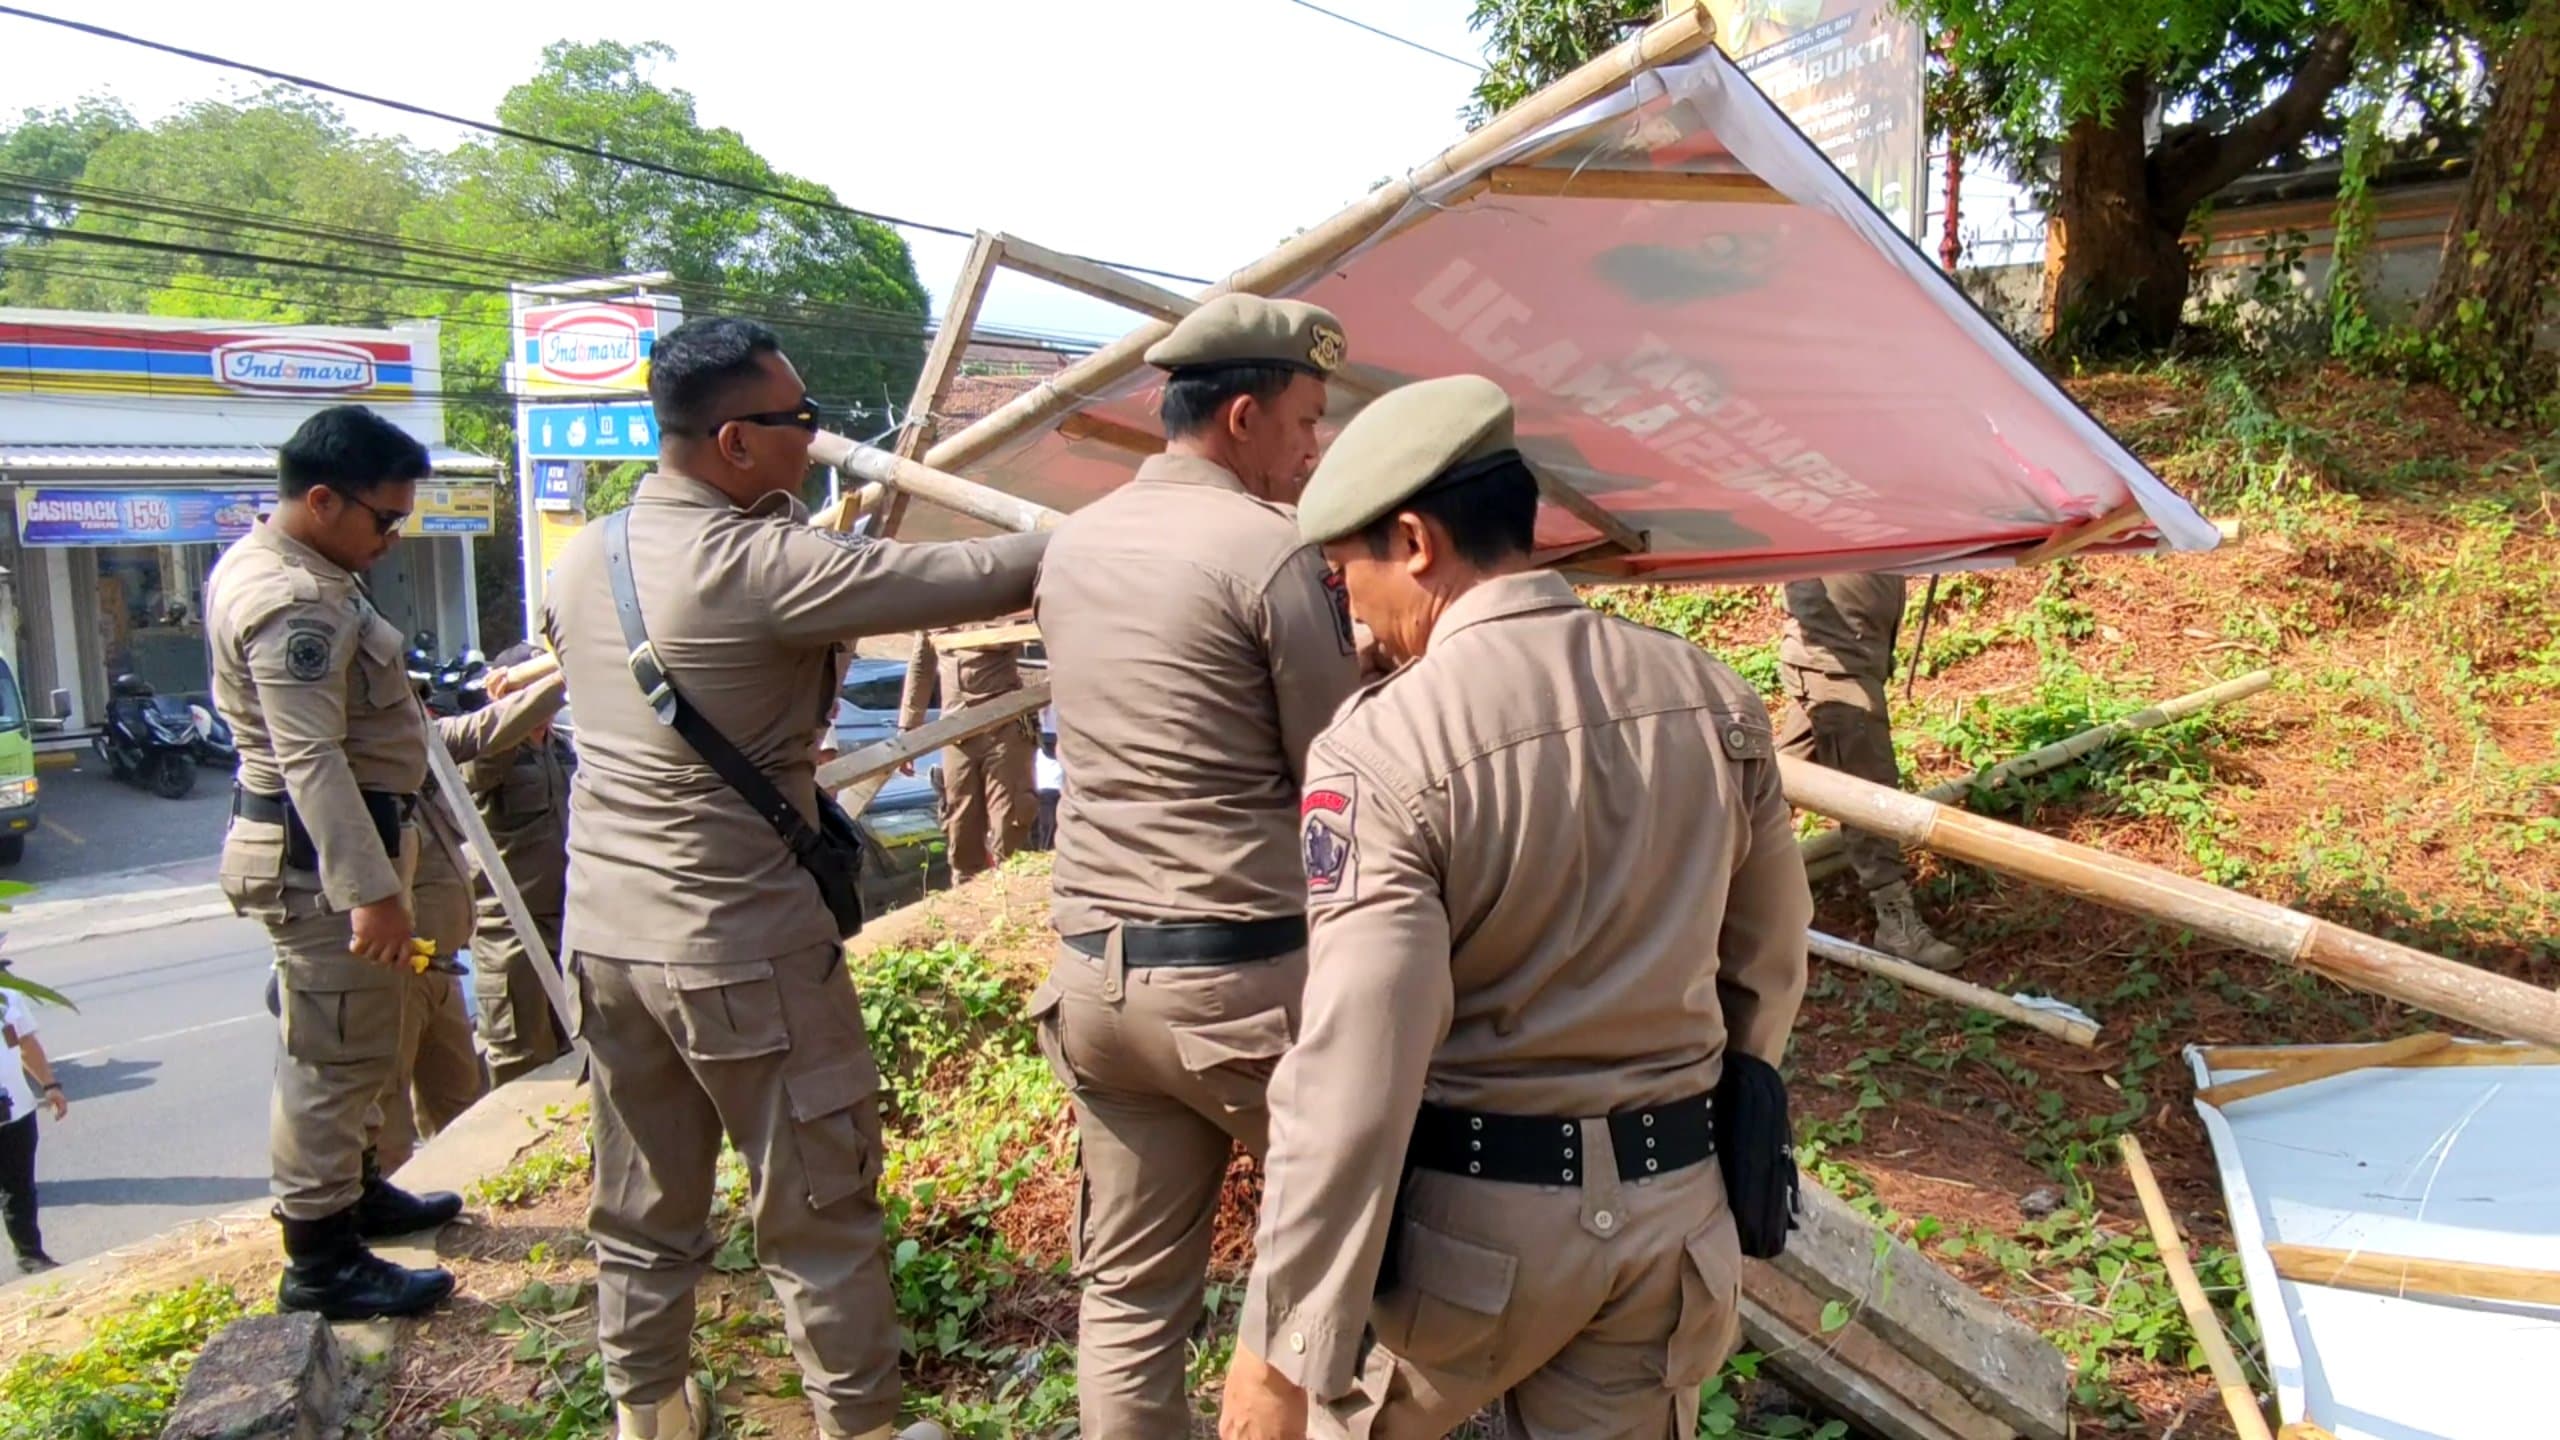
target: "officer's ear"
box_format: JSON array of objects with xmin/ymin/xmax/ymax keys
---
[
  {"xmin": 717, "ymin": 421, "xmax": 753, "ymax": 471},
  {"xmin": 1396, "ymin": 511, "xmax": 1438, "ymax": 578}
]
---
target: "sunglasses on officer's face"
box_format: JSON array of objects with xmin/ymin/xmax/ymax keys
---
[
  {"xmin": 317, "ymin": 486, "xmax": 409, "ymax": 537},
  {"xmin": 714, "ymin": 395, "xmax": 826, "ymax": 434}
]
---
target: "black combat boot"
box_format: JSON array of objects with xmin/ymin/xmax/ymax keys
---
[
  {"xmin": 275, "ymin": 1207, "xmax": 456, "ymax": 1320},
  {"xmin": 356, "ymin": 1147, "xmax": 463, "ymax": 1238}
]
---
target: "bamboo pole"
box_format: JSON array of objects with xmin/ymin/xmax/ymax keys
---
[
  {"xmin": 423, "ymin": 738, "xmax": 578, "ymax": 1052},
  {"xmin": 998, "ymin": 232, "xmax": 1192, "ymax": 321},
  {"xmin": 1806, "ymin": 929, "xmax": 2098, "ymax": 1047},
  {"xmin": 2199, "ymin": 1040, "xmax": 2560, "ymax": 1070},
  {"xmin": 876, "ymin": 231, "xmax": 1006, "ymax": 537},
  {"xmin": 918, "ymin": 2, "xmax": 1719, "ymax": 479},
  {"xmin": 2119, "ymin": 1135, "xmax": 2275, "ymax": 1440},
  {"xmin": 2194, "ymin": 1032, "xmax": 2451, "ymax": 1108},
  {"xmin": 2267, "ymin": 1243, "xmax": 2560, "ymax": 1307},
  {"xmin": 1780, "ymin": 757, "xmax": 2560, "ymax": 1047},
  {"xmin": 815, "ymin": 684, "xmax": 1051, "ymax": 792},
  {"xmin": 1801, "ymin": 670, "xmax": 2275, "ymax": 873},
  {"xmin": 810, "ymin": 432, "xmax": 1067, "ymax": 535}
]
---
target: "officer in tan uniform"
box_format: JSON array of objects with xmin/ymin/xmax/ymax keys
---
[
  {"xmin": 1778, "ymin": 575, "xmax": 1963, "ymax": 969},
  {"xmin": 1218, "ymin": 376, "xmax": 1813, "ymax": 1439},
  {"xmin": 544, "ymin": 318, "xmax": 1041, "ymax": 1440},
  {"xmin": 464, "ymin": 643, "xmax": 574, "ymax": 1084},
  {"xmin": 207, "ymin": 405, "xmax": 462, "ymax": 1321},
  {"xmin": 1031, "ymin": 293, "xmax": 1362, "ymax": 1438},
  {"xmin": 895, "ymin": 626, "xmax": 1036, "ymax": 879},
  {"xmin": 373, "ymin": 670, "xmax": 568, "ymax": 1163}
]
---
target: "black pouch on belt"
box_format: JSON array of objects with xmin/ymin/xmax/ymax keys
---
[
  {"xmin": 244, "ymin": 790, "xmax": 404, "ymax": 873},
  {"xmin": 1714, "ymin": 1050, "xmax": 1800, "ymax": 1259},
  {"xmin": 1372, "ymin": 1147, "xmax": 1417, "ymax": 1294}
]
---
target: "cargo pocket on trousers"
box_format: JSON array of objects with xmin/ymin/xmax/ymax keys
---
[
  {"xmin": 1169, "ymin": 1005, "xmax": 1293, "ymax": 1116},
  {"xmin": 282, "ymin": 978, "xmax": 402, "ymax": 1066},
  {"xmin": 667, "ymin": 962, "xmax": 790, "ymax": 1062},
  {"xmin": 786, "ymin": 1049, "xmax": 884, "ymax": 1210},
  {"xmin": 1668, "ymin": 1210, "xmax": 1745, "ymax": 1389},
  {"xmin": 1027, "ymin": 980, "xmax": 1077, "ymax": 1093},
  {"xmin": 218, "ymin": 820, "xmax": 290, "ymax": 920},
  {"xmin": 1371, "ymin": 1218, "xmax": 1517, "ymax": 1379}
]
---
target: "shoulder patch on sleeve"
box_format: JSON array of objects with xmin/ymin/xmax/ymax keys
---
[
  {"xmin": 285, "ymin": 629, "xmax": 332, "ymax": 682},
  {"xmin": 1302, "ymin": 774, "xmax": 1359, "ymax": 906},
  {"xmin": 1718, "ymin": 713, "xmax": 1772, "ymax": 760}
]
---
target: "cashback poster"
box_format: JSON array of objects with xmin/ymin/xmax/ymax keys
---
[
  {"xmin": 15, "ymin": 488, "xmax": 267, "ymax": 547},
  {"xmin": 1707, "ymin": 0, "xmax": 1928, "ymax": 239}
]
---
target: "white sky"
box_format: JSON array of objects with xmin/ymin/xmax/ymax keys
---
[{"xmin": 2, "ymin": 0, "xmax": 1492, "ymax": 347}]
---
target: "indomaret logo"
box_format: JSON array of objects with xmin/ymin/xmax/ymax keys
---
[
  {"xmin": 212, "ymin": 338, "xmax": 378, "ymax": 395},
  {"xmin": 532, "ymin": 306, "xmax": 646, "ymax": 385}
]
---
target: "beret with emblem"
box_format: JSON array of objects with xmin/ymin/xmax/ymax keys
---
[
  {"xmin": 1144, "ymin": 294, "xmax": 1347, "ymax": 378},
  {"xmin": 1297, "ymin": 374, "xmax": 1518, "ymax": 545}
]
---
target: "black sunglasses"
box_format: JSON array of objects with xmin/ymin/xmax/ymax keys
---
[
  {"xmin": 669, "ymin": 395, "xmax": 826, "ymax": 436},
  {"xmin": 320, "ymin": 488, "xmax": 409, "ymax": 536}
]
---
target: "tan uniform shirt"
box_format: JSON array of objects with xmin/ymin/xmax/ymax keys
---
[
  {"xmin": 417, "ymin": 674, "xmax": 571, "ymax": 906},
  {"xmin": 542, "ymin": 472, "xmax": 1046, "ymax": 964},
  {"xmin": 1777, "ymin": 573, "xmax": 1908, "ymax": 679},
  {"xmin": 1238, "ymin": 571, "xmax": 1813, "ymax": 1397},
  {"xmin": 207, "ymin": 519, "xmax": 428, "ymax": 909},
  {"xmin": 1035, "ymin": 453, "xmax": 1361, "ymax": 933},
  {"xmin": 460, "ymin": 701, "xmax": 572, "ymax": 921},
  {"xmin": 895, "ymin": 628, "xmax": 1027, "ymax": 747}
]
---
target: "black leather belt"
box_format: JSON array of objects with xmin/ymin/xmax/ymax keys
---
[
  {"xmin": 1063, "ymin": 915, "xmax": 1307, "ymax": 967},
  {"xmin": 1410, "ymin": 1091, "xmax": 1716, "ymax": 1186},
  {"xmin": 233, "ymin": 786, "xmax": 416, "ymax": 871}
]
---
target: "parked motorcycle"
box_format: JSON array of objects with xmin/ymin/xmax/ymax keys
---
[
  {"xmin": 95, "ymin": 674, "xmax": 202, "ymax": 799},
  {"xmin": 411, "ymin": 635, "xmax": 491, "ymax": 718},
  {"xmin": 188, "ymin": 700, "xmax": 238, "ymax": 769}
]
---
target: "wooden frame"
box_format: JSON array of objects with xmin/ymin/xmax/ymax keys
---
[
  {"xmin": 2268, "ymin": 1242, "xmax": 2560, "ymax": 1307},
  {"xmin": 2015, "ymin": 499, "xmax": 2151, "ymax": 565},
  {"xmin": 998, "ymin": 232, "xmax": 1190, "ymax": 322},
  {"xmin": 1473, "ymin": 165, "xmax": 1791, "ymax": 205},
  {"xmin": 2195, "ymin": 1032, "xmax": 2450, "ymax": 1108},
  {"xmin": 875, "ymin": 231, "xmax": 1008, "ymax": 538},
  {"xmin": 2122, "ymin": 1136, "xmax": 2276, "ymax": 1440}
]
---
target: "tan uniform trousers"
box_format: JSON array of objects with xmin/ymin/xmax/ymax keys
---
[
  {"xmin": 573, "ymin": 946, "xmax": 898, "ymax": 1435},
  {"xmin": 1775, "ymin": 663, "xmax": 1909, "ymax": 894},
  {"xmin": 1030, "ymin": 940, "xmax": 1305, "ymax": 1440},
  {"xmin": 373, "ymin": 856, "xmax": 488, "ymax": 1172},
  {"xmin": 1318, "ymin": 1159, "xmax": 1745, "ymax": 1440},
  {"xmin": 473, "ymin": 888, "xmax": 566, "ymax": 1085},
  {"xmin": 264, "ymin": 825, "xmax": 420, "ymax": 1222},
  {"xmin": 940, "ymin": 725, "xmax": 1038, "ymax": 880}
]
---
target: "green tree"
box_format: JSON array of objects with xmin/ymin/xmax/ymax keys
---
[
  {"xmin": 2411, "ymin": 0, "xmax": 2560, "ymax": 417},
  {"xmin": 0, "ymin": 98, "xmax": 134, "ymax": 259},
  {"xmin": 1465, "ymin": 0, "xmax": 1657, "ymax": 122}
]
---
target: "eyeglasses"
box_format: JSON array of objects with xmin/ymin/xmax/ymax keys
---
[
  {"xmin": 321, "ymin": 489, "xmax": 409, "ymax": 536},
  {"xmin": 713, "ymin": 396, "xmax": 826, "ymax": 434}
]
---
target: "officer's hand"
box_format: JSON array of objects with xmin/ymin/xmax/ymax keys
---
[
  {"xmin": 42, "ymin": 1086, "xmax": 66, "ymax": 1121},
  {"xmin": 1217, "ymin": 1343, "xmax": 1307, "ymax": 1440},
  {"xmin": 898, "ymin": 760, "xmax": 916, "ymax": 776},
  {"xmin": 348, "ymin": 897, "xmax": 415, "ymax": 967},
  {"xmin": 1352, "ymin": 619, "xmax": 1392, "ymax": 681}
]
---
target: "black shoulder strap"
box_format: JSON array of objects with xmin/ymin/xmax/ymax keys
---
[{"xmin": 602, "ymin": 510, "xmax": 821, "ymax": 858}]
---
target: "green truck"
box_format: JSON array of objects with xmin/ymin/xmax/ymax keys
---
[{"xmin": 0, "ymin": 656, "xmax": 67, "ymax": 866}]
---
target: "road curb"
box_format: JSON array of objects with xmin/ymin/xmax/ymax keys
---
[{"xmin": 7, "ymin": 891, "xmax": 237, "ymax": 953}]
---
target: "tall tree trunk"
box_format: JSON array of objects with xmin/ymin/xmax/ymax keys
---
[
  {"xmin": 2415, "ymin": 0, "xmax": 2560, "ymax": 402},
  {"xmin": 2041, "ymin": 79, "xmax": 2189, "ymax": 353}
]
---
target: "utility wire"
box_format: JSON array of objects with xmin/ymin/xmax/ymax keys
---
[
  {"xmin": 1275, "ymin": 0, "xmax": 1484, "ymax": 72},
  {"xmin": 0, "ymin": 3, "xmax": 1215, "ymax": 287}
]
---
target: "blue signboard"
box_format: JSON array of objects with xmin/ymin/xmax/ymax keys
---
[
  {"xmin": 532, "ymin": 460, "xmax": 583, "ymax": 510},
  {"xmin": 17, "ymin": 487, "xmax": 269, "ymax": 547},
  {"xmin": 524, "ymin": 400, "xmax": 656, "ymax": 460}
]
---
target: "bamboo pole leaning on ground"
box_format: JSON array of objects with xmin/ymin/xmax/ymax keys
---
[
  {"xmin": 1780, "ymin": 756, "xmax": 2560, "ymax": 1047},
  {"xmin": 1806, "ymin": 930, "xmax": 2098, "ymax": 1047},
  {"xmin": 1801, "ymin": 670, "xmax": 2276, "ymax": 877},
  {"xmin": 2120, "ymin": 1136, "xmax": 2276, "ymax": 1440}
]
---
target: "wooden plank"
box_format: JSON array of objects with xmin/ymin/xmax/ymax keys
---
[
  {"xmin": 2196, "ymin": 1032, "xmax": 2451, "ymax": 1108},
  {"xmin": 1741, "ymin": 1267, "xmax": 2011, "ymax": 1440},
  {"xmin": 1058, "ymin": 411, "xmax": 1167, "ymax": 456},
  {"xmin": 2198, "ymin": 1041, "xmax": 2560, "ymax": 1071},
  {"xmin": 876, "ymin": 231, "xmax": 1007, "ymax": 537},
  {"xmin": 938, "ymin": 621, "xmax": 1041, "ymax": 652},
  {"xmin": 1534, "ymin": 474, "xmax": 1647, "ymax": 555},
  {"xmin": 815, "ymin": 683, "xmax": 1051, "ymax": 792},
  {"xmin": 998, "ymin": 232, "xmax": 1191, "ymax": 321},
  {"xmin": 1767, "ymin": 1180, "xmax": 2072, "ymax": 1440},
  {"xmin": 2121, "ymin": 1136, "xmax": 2276, "ymax": 1440},
  {"xmin": 2267, "ymin": 1243, "xmax": 2560, "ymax": 1307},
  {"xmin": 2014, "ymin": 499, "xmax": 2149, "ymax": 565},
  {"xmin": 2277, "ymin": 1426, "xmax": 2340, "ymax": 1440},
  {"xmin": 1480, "ymin": 165, "xmax": 1792, "ymax": 204}
]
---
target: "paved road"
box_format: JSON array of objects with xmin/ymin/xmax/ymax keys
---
[
  {"xmin": 14, "ymin": 757, "xmax": 231, "ymax": 886},
  {"xmin": 3, "ymin": 911, "xmax": 276, "ymax": 1284}
]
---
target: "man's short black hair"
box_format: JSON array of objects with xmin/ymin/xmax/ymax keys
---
[
  {"xmin": 1357, "ymin": 457, "xmax": 1541, "ymax": 568},
  {"xmin": 651, "ymin": 317, "xmax": 785, "ymax": 436},
  {"xmin": 1160, "ymin": 362, "xmax": 1304, "ymax": 438},
  {"xmin": 277, "ymin": 406, "xmax": 431, "ymax": 500}
]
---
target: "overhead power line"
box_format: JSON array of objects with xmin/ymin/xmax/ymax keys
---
[
  {"xmin": 0, "ymin": 3, "xmax": 1214, "ymax": 288},
  {"xmin": 1276, "ymin": 0, "xmax": 1484, "ymax": 72}
]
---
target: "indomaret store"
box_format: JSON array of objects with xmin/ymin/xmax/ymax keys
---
[{"xmin": 0, "ymin": 310, "xmax": 498, "ymax": 738}]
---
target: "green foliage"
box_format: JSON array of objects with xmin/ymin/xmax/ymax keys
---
[
  {"xmin": 1464, "ymin": 0, "xmax": 1656, "ymax": 123},
  {"xmin": 0, "ymin": 1282, "xmax": 250, "ymax": 1440},
  {"xmin": 855, "ymin": 940, "xmax": 1033, "ymax": 1112},
  {"xmin": 1696, "ymin": 1352, "xmax": 1850, "ymax": 1440},
  {"xmin": 442, "ymin": 1280, "xmax": 616, "ymax": 1440},
  {"xmin": 470, "ymin": 1127, "xmax": 594, "ymax": 1209}
]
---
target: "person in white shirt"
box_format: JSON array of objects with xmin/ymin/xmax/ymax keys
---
[{"xmin": 2, "ymin": 978, "xmax": 68, "ymax": 1274}]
